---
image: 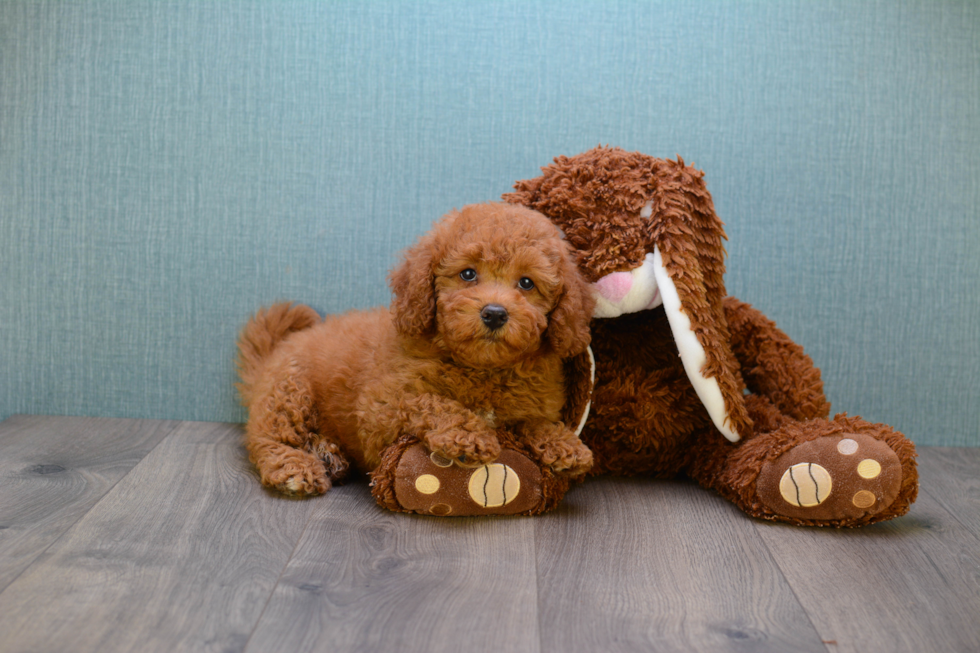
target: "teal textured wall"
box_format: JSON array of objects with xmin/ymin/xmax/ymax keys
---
[{"xmin": 2, "ymin": 1, "xmax": 978, "ymax": 445}]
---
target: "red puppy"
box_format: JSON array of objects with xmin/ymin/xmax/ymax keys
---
[{"xmin": 237, "ymin": 202, "xmax": 595, "ymax": 496}]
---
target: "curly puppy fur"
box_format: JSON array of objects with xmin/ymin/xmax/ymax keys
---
[{"xmin": 237, "ymin": 202, "xmax": 596, "ymax": 496}]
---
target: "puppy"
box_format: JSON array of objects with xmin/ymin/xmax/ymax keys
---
[{"xmin": 236, "ymin": 202, "xmax": 596, "ymax": 496}]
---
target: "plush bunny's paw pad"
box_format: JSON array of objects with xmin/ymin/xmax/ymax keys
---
[
  {"xmin": 756, "ymin": 433, "xmax": 903, "ymax": 524},
  {"xmin": 390, "ymin": 444, "xmax": 546, "ymax": 516}
]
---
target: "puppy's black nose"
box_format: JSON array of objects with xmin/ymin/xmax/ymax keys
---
[{"xmin": 480, "ymin": 304, "xmax": 509, "ymax": 331}]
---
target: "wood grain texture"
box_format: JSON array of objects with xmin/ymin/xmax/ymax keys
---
[
  {"xmin": 246, "ymin": 482, "xmax": 540, "ymax": 653},
  {"xmin": 0, "ymin": 418, "xmax": 976, "ymax": 653},
  {"xmin": 0, "ymin": 421, "xmax": 316, "ymax": 653},
  {"xmin": 755, "ymin": 449, "xmax": 980, "ymax": 653},
  {"xmin": 915, "ymin": 447, "xmax": 980, "ymax": 538},
  {"xmin": 534, "ymin": 477, "xmax": 826, "ymax": 653},
  {"xmin": 0, "ymin": 415, "xmax": 177, "ymax": 592}
]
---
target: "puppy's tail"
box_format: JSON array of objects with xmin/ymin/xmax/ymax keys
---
[{"xmin": 236, "ymin": 302, "xmax": 320, "ymax": 406}]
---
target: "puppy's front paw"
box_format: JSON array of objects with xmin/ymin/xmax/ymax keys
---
[
  {"xmin": 262, "ymin": 454, "xmax": 330, "ymax": 497},
  {"xmin": 426, "ymin": 430, "xmax": 501, "ymax": 467},
  {"xmin": 531, "ymin": 437, "xmax": 593, "ymax": 477}
]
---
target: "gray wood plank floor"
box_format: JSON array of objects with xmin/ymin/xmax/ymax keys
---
[{"xmin": 0, "ymin": 415, "xmax": 976, "ymax": 653}]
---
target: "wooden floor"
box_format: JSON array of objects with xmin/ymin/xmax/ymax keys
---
[{"xmin": 0, "ymin": 416, "xmax": 976, "ymax": 653}]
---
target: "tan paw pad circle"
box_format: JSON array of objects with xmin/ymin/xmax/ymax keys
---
[
  {"xmin": 857, "ymin": 459, "xmax": 882, "ymax": 479},
  {"xmin": 429, "ymin": 452, "xmax": 453, "ymax": 468},
  {"xmin": 415, "ymin": 474, "xmax": 441, "ymax": 495},
  {"xmin": 837, "ymin": 438, "xmax": 859, "ymax": 455},
  {"xmin": 852, "ymin": 490, "xmax": 877, "ymax": 509},
  {"xmin": 468, "ymin": 464, "xmax": 520, "ymax": 508},
  {"xmin": 779, "ymin": 463, "xmax": 832, "ymax": 507}
]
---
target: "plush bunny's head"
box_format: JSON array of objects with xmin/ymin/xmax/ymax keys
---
[{"xmin": 505, "ymin": 146, "xmax": 751, "ymax": 442}]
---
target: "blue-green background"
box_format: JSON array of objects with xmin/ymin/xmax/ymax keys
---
[{"xmin": 2, "ymin": 1, "xmax": 978, "ymax": 446}]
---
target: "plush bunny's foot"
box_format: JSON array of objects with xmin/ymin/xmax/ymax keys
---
[
  {"xmin": 756, "ymin": 431, "xmax": 907, "ymax": 526},
  {"xmin": 371, "ymin": 436, "xmax": 569, "ymax": 516}
]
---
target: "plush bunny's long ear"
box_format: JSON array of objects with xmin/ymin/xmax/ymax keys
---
[
  {"xmin": 648, "ymin": 160, "xmax": 752, "ymax": 442},
  {"xmin": 652, "ymin": 246, "xmax": 739, "ymax": 441}
]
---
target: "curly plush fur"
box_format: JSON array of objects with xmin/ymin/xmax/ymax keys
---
[{"xmin": 236, "ymin": 202, "xmax": 595, "ymax": 496}]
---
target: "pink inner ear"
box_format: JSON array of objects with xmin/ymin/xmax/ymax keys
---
[{"xmin": 594, "ymin": 272, "xmax": 633, "ymax": 303}]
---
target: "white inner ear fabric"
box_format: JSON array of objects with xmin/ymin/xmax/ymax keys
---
[{"xmin": 651, "ymin": 246, "xmax": 740, "ymax": 442}]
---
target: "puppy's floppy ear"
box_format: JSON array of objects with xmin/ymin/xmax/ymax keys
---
[
  {"xmin": 547, "ymin": 243, "xmax": 595, "ymax": 358},
  {"xmin": 388, "ymin": 224, "xmax": 444, "ymax": 339}
]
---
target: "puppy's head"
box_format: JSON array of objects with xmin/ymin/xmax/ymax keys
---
[{"xmin": 389, "ymin": 202, "xmax": 594, "ymax": 368}]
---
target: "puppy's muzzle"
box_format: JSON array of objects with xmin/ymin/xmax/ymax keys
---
[{"xmin": 480, "ymin": 304, "xmax": 509, "ymax": 331}]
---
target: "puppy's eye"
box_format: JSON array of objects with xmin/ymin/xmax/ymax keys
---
[
  {"xmin": 518, "ymin": 277, "xmax": 535, "ymax": 291},
  {"xmin": 459, "ymin": 269, "xmax": 477, "ymax": 282}
]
